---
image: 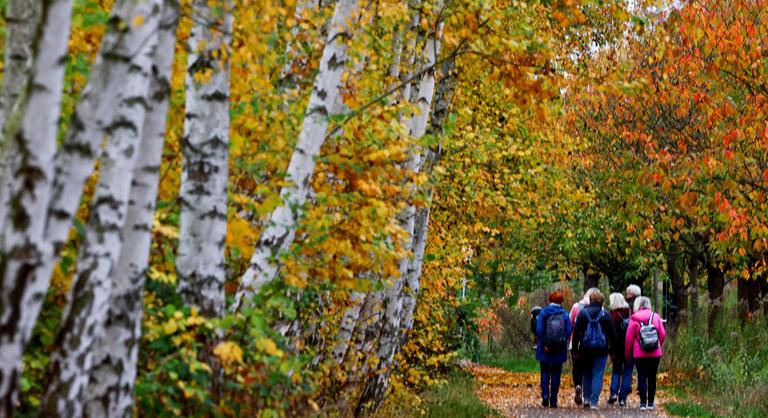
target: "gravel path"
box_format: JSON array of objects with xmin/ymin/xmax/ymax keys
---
[{"xmin": 466, "ymin": 363, "xmax": 675, "ymax": 417}]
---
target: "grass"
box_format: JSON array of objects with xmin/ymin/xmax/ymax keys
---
[
  {"xmin": 478, "ymin": 349, "xmax": 539, "ymax": 372},
  {"xmin": 421, "ymin": 371, "xmax": 499, "ymax": 418},
  {"xmin": 665, "ymin": 402, "xmax": 723, "ymax": 418}
]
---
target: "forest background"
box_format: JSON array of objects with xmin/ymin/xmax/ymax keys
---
[{"xmin": 0, "ymin": 0, "xmax": 766, "ymax": 417}]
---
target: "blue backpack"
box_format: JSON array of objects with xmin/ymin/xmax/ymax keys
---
[{"xmin": 581, "ymin": 309, "xmax": 607, "ymax": 350}]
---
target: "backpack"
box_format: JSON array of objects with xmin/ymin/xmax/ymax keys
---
[
  {"xmin": 639, "ymin": 312, "xmax": 660, "ymax": 351},
  {"xmin": 543, "ymin": 313, "xmax": 567, "ymax": 351},
  {"xmin": 581, "ymin": 308, "xmax": 607, "ymax": 350},
  {"xmin": 619, "ymin": 312, "xmax": 630, "ymax": 334}
]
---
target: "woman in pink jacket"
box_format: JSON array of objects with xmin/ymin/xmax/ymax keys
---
[{"xmin": 624, "ymin": 296, "xmax": 667, "ymax": 412}]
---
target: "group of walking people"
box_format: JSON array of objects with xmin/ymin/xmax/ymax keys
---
[{"xmin": 533, "ymin": 284, "xmax": 667, "ymax": 411}]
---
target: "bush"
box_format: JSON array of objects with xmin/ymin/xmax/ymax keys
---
[{"xmin": 664, "ymin": 305, "xmax": 768, "ymax": 417}]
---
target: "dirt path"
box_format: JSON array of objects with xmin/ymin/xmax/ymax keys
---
[{"xmin": 466, "ymin": 363, "xmax": 677, "ymax": 417}]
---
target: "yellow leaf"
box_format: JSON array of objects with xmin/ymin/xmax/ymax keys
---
[
  {"xmin": 213, "ymin": 341, "xmax": 244, "ymax": 365},
  {"xmin": 255, "ymin": 337, "xmax": 282, "ymax": 357}
]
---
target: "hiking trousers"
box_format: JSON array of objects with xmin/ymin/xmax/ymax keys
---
[
  {"xmin": 610, "ymin": 356, "xmax": 633, "ymax": 401},
  {"xmin": 582, "ymin": 353, "xmax": 608, "ymax": 406},
  {"xmin": 636, "ymin": 357, "xmax": 661, "ymax": 406},
  {"xmin": 539, "ymin": 362, "xmax": 563, "ymax": 405},
  {"xmin": 570, "ymin": 350, "xmax": 584, "ymax": 388}
]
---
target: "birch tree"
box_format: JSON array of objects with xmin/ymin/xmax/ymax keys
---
[
  {"xmin": 0, "ymin": 0, "xmax": 39, "ymax": 125},
  {"xmin": 401, "ymin": 55, "xmax": 456, "ymax": 333},
  {"xmin": 359, "ymin": 8, "xmax": 444, "ymax": 410},
  {"xmin": 40, "ymin": 2, "xmax": 163, "ymax": 415},
  {"xmin": 176, "ymin": 0, "xmax": 233, "ymax": 317},
  {"xmin": 234, "ymin": 0, "xmax": 361, "ymax": 308},
  {"xmin": 0, "ymin": 0, "xmax": 40, "ymax": 234},
  {"xmin": 85, "ymin": 3, "xmax": 179, "ymax": 416},
  {"xmin": 0, "ymin": 0, "xmax": 74, "ymax": 411}
]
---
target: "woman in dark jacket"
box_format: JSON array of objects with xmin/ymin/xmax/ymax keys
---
[
  {"xmin": 535, "ymin": 291, "xmax": 572, "ymax": 408},
  {"xmin": 573, "ymin": 290, "xmax": 619, "ymax": 410},
  {"xmin": 608, "ymin": 293, "xmax": 632, "ymax": 406}
]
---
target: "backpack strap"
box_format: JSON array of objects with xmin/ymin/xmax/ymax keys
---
[{"xmin": 646, "ymin": 312, "xmax": 654, "ymax": 326}]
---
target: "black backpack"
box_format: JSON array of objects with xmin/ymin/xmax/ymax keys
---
[
  {"xmin": 619, "ymin": 312, "xmax": 630, "ymax": 334},
  {"xmin": 543, "ymin": 313, "xmax": 567, "ymax": 351}
]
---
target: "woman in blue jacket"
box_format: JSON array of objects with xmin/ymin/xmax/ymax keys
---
[{"xmin": 536, "ymin": 290, "xmax": 572, "ymax": 408}]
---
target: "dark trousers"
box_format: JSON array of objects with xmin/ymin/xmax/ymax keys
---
[
  {"xmin": 540, "ymin": 362, "xmax": 563, "ymax": 404},
  {"xmin": 571, "ymin": 350, "xmax": 584, "ymax": 387},
  {"xmin": 636, "ymin": 357, "xmax": 661, "ymax": 406}
]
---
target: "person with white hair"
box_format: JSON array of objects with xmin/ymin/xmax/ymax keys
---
[
  {"xmin": 625, "ymin": 296, "xmax": 667, "ymax": 412},
  {"xmin": 607, "ymin": 293, "xmax": 632, "ymax": 406},
  {"xmin": 568, "ymin": 287, "xmax": 599, "ymax": 405},
  {"xmin": 626, "ymin": 284, "xmax": 642, "ymax": 313}
]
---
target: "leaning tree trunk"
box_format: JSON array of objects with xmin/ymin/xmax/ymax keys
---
[
  {"xmin": 400, "ymin": 55, "xmax": 456, "ymax": 335},
  {"xmin": 85, "ymin": 3, "xmax": 179, "ymax": 416},
  {"xmin": 0, "ymin": 0, "xmax": 41, "ymax": 234},
  {"xmin": 39, "ymin": 4, "xmax": 162, "ymax": 416},
  {"xmin": 0, "ymin": 0, "xmax": 38, "ymax": 124},
  {"xmin": 358, "ymin": 8, "xmax": 444, "ymax": 411},
  {"xmin": 234, "ymin": 0, "xmax": 361, "ymax": 308},
  {"xmin": 0, "ymin": 0, "xmax": 73, "ymax": 412},
  {"xmin": 706, "ymin": 263, "xmax": 725, "ymax": 334},
  {"xmin": 176, "ymin": 0, "xmax": 233, "ymax": 318},
  {"xmin": 44, "ymin": 0, "xmax": 149, "ymax": 259}
]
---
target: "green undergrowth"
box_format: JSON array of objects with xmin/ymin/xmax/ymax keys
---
[
  {"xmin": 663, "ymin": 302, "xmax": 768, "ymax": 418},
  {"xmin": 420, "ymin": 371, "xmax": 499, "ymax": 418},
  {"xmin": 478, "ymin": 349, "xmax": 538, "ymax": 372}
]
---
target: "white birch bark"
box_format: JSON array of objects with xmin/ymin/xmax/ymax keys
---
[
  {"xmin": 330, "ymin": 25, "xmax": 406, "ymax": 365},
  {"xmin": 39, "ymin": 3, "xmax": 162, "ymax": 415},
  {"xmin": 359, "ymin": 10, "xmax": 444, "ymax": 411},
  {"xmin": 0, "ymin": 0, "xmax": 40, "ymax": 235},
  {"xmin": 400, "ymin": 55, "xmax": 456, "ymax": 333},
  {"xmin": 0, "ymin": 0, "xmax": 74, "ymax": 412},
  {"xmin": 176, "ymin": 0, "xmax": 233, "ymax": 318},
  {"xmin": 0, "ymin": 0, "xmax": 39, "ymax": 125},
  {"xmin": 278, "ymin": 0, "xmax": 321, "ymax": 91},
  {"xmin": 331, "ymin": 290, "xmax": 366, "ymax": 364},
  {"xmin": 234, "ymin": 0, "xmax": 361, "ymax": 309},
  {"xmin": 85, "ymin": 3, "xmax": 179, "ymax": 416}
]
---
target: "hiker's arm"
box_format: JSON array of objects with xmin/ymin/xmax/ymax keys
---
[
  {"xmin": 657, "ymin": 315, "xmax": 667, "ymax": 345},
  {"xmin": 624, "ymin": 321, "xmax": 637, "ymax": 359},
  {"xmin": 565, "ymin": 313, "xmax": 572, "ymax": 338},
  {"xmin": 536, "ymin": 312, "xmax": 545, "ymax": 339}
]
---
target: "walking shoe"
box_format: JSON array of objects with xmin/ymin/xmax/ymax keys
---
[
  {"xmin": 640, "ymin": 404, "xmax": 647, "ymax": 412},
  {"xmin": 590, "ymin": 405, "xmax": 599, "ymax": 410},
  {"xmin": 575, "ymin": 385, "xmax": 583, "ymax": 405},
  {"xmin": 608, "ymin": 394, "xmax": 618, "ymax": 404},
  {"xmin": 648, "ymin": 404, "xmax": 655, "ymax": 411},
  {"xmin": 549, "ymin": 402, "xmax": 558, "ymax": 409},
  {"xmin": 619, "ymin": 400, "xmax": 627, "ymax": 406},
  {"xmin": 584, "ymin": 402, "xmax": 591, "ymax": 409},
  {"xmin": 542, "ymin": 398, "xmax": 549, "ymax": 407}
]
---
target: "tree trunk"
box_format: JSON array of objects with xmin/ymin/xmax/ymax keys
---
[
  {"xmin": 0, "ymin": 0, "xmax": 73, "ymax": 411},
  {"xmin": 737, "ymin": 276, "xmax": 760, "ymax": 324},
  {"xmin": 234, "ymin": 0, "xmax": 361, "ymax": 308},
  {"xmin": 584, "ymin": 268, "xmax": 600, "ymax": 292},
  {"xmin": 0, "ymin": 0, "xmax": 41, "ymax": 234},
  {"xmin": 400, "ymin": 55, "xmax": 457, "ymax": 335},
  {"xmin": 667, "ymin": 242, "xmax": 687, "ymax": 325},
  {"xmin": 85, "ymin": 3, "xmax": 179, "ymax": 416},
  {"xmin": 358, "ymin": 6, "xmax": 444, "ymax": 411},
  {"xmin": 40, "ymin": 3, "xmax": 162, "ymax": 415},
  {"xmin": 706, "ymin": 263, "xmax": 725, "ymax": 334},
  {"xmin": 176, "ymin": 0, "xmax": 233, "ymax": 318},
  {"xmin": 332, "ymin": 291, "xmax": 366, "ymax": 364},
  {"xmin": 688, "ymin": 253, "xmax": 699, "ymax": 321}
]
